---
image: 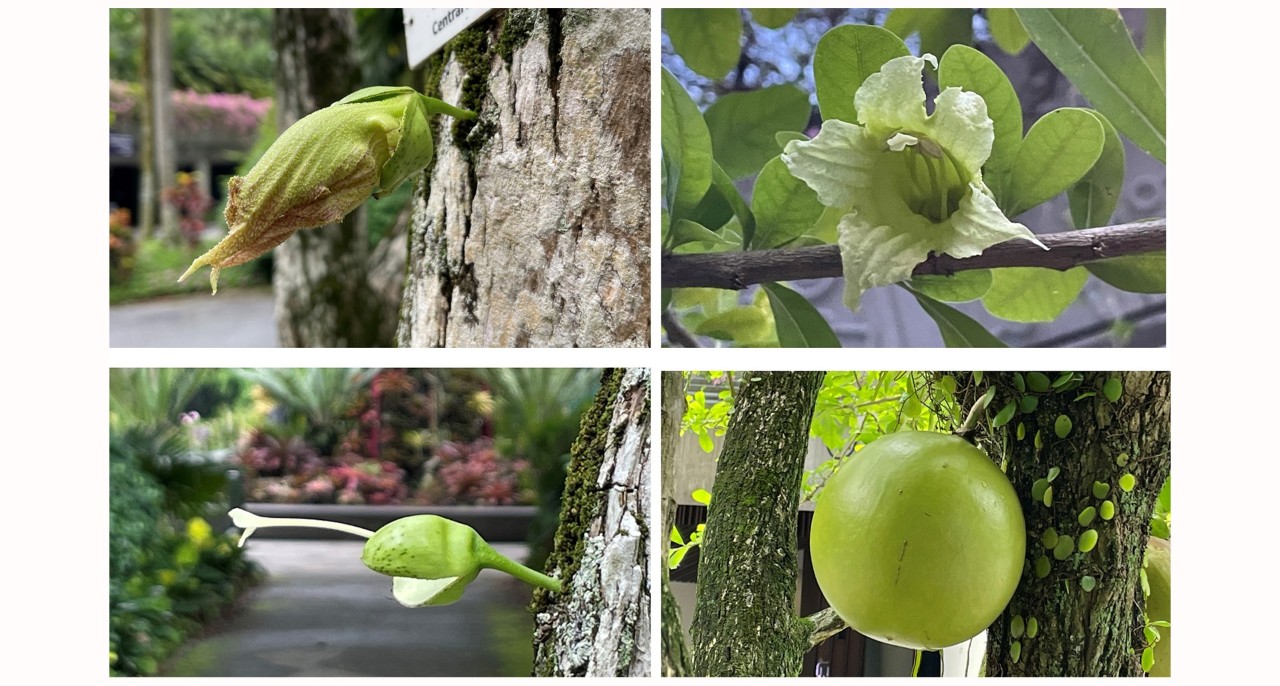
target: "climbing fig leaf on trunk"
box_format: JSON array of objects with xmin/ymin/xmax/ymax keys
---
[{"xmin": 180, "ymin": 87, "xmax": 474, "ymax": 293}]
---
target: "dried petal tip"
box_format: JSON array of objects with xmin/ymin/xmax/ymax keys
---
[{"xmin": 178, "ymin": 258, "xmax": 220, "ymax": 294}]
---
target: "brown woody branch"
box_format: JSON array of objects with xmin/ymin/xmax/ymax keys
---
[{"xmin": 662, "ymin": 219, "xmax": 1165, "ymax": 290}]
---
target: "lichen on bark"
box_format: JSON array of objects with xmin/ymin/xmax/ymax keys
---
[
  {"xmin": 688, "ymin": 371, "xmax": 826, "ymax": 676},
  {"xmin": 397, "ymin": 9, "xmax": 650, "ymax": 347}
]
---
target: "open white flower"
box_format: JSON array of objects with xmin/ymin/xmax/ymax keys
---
[{"xmin": 782, "ymin": 54, "xmax": 1045, "ymax": 312}]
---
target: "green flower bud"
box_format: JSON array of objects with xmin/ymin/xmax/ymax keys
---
[{"xmin": 181, "ymin": 87, "xmax": 474, "ymax": 293}]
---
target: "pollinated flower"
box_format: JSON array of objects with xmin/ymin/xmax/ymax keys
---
[
  {"xmin": 782, "ymin": 54, "xmax": 1045, "ymax": 312},
  {"xmin": 180, "ymin": 87, "xmax": 475, "ymax": 293}
]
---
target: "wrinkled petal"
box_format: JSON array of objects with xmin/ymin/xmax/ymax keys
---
[
  {"xmin": 855, "ymin": 54, "xmax": 932, "ymax": 139},
  {"xmin": 836, "ymin": 210, "xmax": 935, "ymax": 312},
  {"xmin": 927, "ymin": 88, "xmax": 994, "ymax": 178},
  {"xmin": 782, "ymin": 119, "xmax": 880, "ymax": 210},
  {"xmin": 943, "ymin": 183, "xmax": 1045, "ymax": 257}
]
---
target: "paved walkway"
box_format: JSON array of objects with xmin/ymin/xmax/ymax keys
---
[
  {"xmin": 110, "ymin": 287, "xmax": 278, "ymax": 348},
  {"xmin": 164, "ymin": 540, "xmax": 536, "ymax": 677}
]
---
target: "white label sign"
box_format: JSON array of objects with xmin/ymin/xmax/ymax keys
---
[{"xmin": 404, "ymin": 8, "xmax": 494, "ymax": 69}]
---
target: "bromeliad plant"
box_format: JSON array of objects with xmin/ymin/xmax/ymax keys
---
[
  {"xmin": 229, "ymin": 508, "xmax": 560, "ymax": 607},
  {"xmin": 660, "ymin": 9, "xmax": 1166, "ymax": 347},
  {"xmin": 180, "ymin": 87, "xmax": 474, "ymax": 293}
]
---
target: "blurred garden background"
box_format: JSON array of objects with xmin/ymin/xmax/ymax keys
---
[
  {"xmin": 109, "ymin": 367, "xmax": 600, "ymax": 676},
  {"xmin": 108, "ymin": 9, "xmax": 419, "ymax": 346}
]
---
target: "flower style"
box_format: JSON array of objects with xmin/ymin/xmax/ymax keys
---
[
  {"xmin": 782, "ymin": 54, "xmax": 1045, "ymax": 312},
  {"xmin": 180, "ymin": 87, "xmax": 474, "ymax": 293},
  {"xmin": 228, "ymin": 507, "xmax": 560, "ymax": 608}
]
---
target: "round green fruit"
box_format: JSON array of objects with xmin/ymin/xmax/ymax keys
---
[
  {"xmin": 1146, "ymin": 537, "xmax": 1171, "ymax": 677},
  {"xmin": 810, "ymin": 431, "xmax": 1026, "ymax": 650}
]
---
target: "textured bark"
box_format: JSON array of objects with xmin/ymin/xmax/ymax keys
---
[
  {"xmin": 150, "ymin": 8, "xmax": 179, "ymax": 241},
  {"xmin": 138, "ymin": 9, "xmax": 155, "ymax": 238},
  {"xmin": 271, "ymin": 9, "xmax": 397, "ymax": 347},
  {"xmin": 398, "ymin": 9, "xmax": 650, "ymax": 347},
  {"xmin": 532, "ymin": 368, "xmax": 650, "ymax": 676},
  {"xmin": 689, "ymin": 371, "xmax": 826, "ymax": 676},
  {"xmin": 660, "ymin": 372, "xmax": 692, "ymax": 677},
  {"xmin": 956, "ymin": 372, "xmax": 1171, "ymax": 677}
]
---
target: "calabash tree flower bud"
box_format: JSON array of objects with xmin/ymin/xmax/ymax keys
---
[
  {"xmin": 228, "ymin": 508, "xmax": 561, "ymax": 608},
  {"xmin": 180, "ymin": 87, "xmax": 475, "ymax": 293}
]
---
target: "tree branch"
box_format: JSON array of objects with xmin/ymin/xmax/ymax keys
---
[
  {"xmin": 661, "ymin": 309, "xmax": 702, "ymax": 348},
  {"xmin": 662, "ymin": 219, "xmax": 1165, "ymax": 290},
  {"xmin": 804, "ymin": 607, "xmax": 849, "ymax": 647}
]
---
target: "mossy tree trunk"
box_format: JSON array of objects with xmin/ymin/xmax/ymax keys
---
[
  {"xmin": 689, "ymin": 371, "xmax": 826, "ymax": 676},
  {"xmin": 397, "ymin": 9, "xmax": 650, "ymax": 347},
  {"xmin": 660, "ymin": 371, "xmax": 692, "ymax": 676},
  {"xmin": 956, "ymin": 372, "xmax": 1171, "ymax": 677},
  {"xmin": 531, "ymin": 368, "xmax": 650, "ymax": 676},
  {"xmin": 271, "ymin": 9, "xmax": 396, "ymax": 347}
]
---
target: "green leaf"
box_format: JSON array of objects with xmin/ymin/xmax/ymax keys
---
[
  {"xmin": 1026, "ymin": 372, "xmax": 1050, "ymax": 393},
  {"xmin": 908, "ymin": 269, "xmax": 992, "ymax": 302},
  {"xmin": 1005, "ymin": 108, "xmax": 1104, "ymax": 216},
  {"xmin": 1094, "ymin": 482, "xmax": 1111, "ymax": 499},
  {"xmin": 939, "ymin": 45, "xmax": 1022, "ymax": 202},
  {"xmin": 663, "ymin": 8, "xmax": 742, "ymax": 80},
  {"xmin": 661, "ymin": 68, "xmax": 713, "ymax": 220},
  {"xmin": 670, "ymin": 219, "xmax": 733, "ymax": 248},
  {"xmin": 1078, "ymin": 528, "xmax": 1098, "ymax": 552},
  {"xmin": 1068, "ymin": 109, "xmax": 1125, "ymax": 229},
  {"xmin": 813, "ymin": 24, "xmax": 910, "ymax": 124},
  {"xmin": 693, "ymin": 305, "xmax": 772, "ymax": 343},
  {"xmin": 884, "ymin": 8, "xmax": 974, "ymax": 64},
  {"xmin": 1088, "ymin": 253, "xmax": 1167, "ymax": 294},
  {"xmin": 984, "ymin": 267, "xmax": 1089, "ymax": 322},
  {"xmin": 1054, "ymin": 415, "xmax": 1072, "ymax": 438},
  {"xmin": 986, "ymin": 8, "xmax": 1030, "ymax": 55},
  {"xmin": 698, "ymin": 432, "xmax": 714, "ymax": 453},
  {"xmin": 691, "ymin": 488, "xmax": 713, "ymax": 505},
  {"xmin": 670, "ymin": 525, "xmax": 684, "ymax": 545},
  {"xmin": 992, "ymin": 401, "xmax": 1016, "ymax": 428},
  {"xmin": 1018, "ymin": 395, "xmax": 1038, "ymax": 414},
  {"xmin": 668, "ymin": 545, "xmax": 690, "ymax": 570},
  {"xmin": 752, "ymin": 156, "xmax": 825, "ymax": 249},
  {"xmin": 1144, "ymin": 9, "xmax": 1165, "ymax": 89},
  {"xmin": 1047, "ymin": 466, "xmax": 1061, "ymax": 482},
  {"xmin": 703, "ymin": 161, "xmax": 756, "ymax": 245},
  {"xmin": 762, "ymin": 282, "xmax": 842, "ymax": 348},
  {"xmin": 1119, "ymin": 473, "xmax": 1136, "ymax": 492},
  {"xmin": 705, "ymin": 85, "xmax": 812, "ymax": 179},
  {"xmin": 910, "ymin": 290, "xmax": 1008, "ymax": 347},
  {"xmin": 1103, "ymin": 377, "xmax": 1123, "ymax": 402},
  {"xmin": 1015, "ymin": 8, "xmax": 1166, "ymax": 163},
  {"xmin": 775, "ymin": 130, "xmax": 808, "ymax": 147},
  {"xmin": 1010, "ymin": 615, "xmax": 1025, "ymax": 639},
  {"xmin": 750, "ymin": 8, "xmax": 797, "ymax": 29},
  {"xmin": 1081, "ymin": 575, "xmax": 1097, "ymax": 592},
  {"xmin": 1141, "ymin": 646, "xmax": 1155, "ymax": 673}
]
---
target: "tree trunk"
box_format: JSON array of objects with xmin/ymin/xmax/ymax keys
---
[
  {"xmin": 532, "ymin": 368, "xmax": 650, "ymax": 676},
  {"xmin": 138, "ymin": 9, "xmax": 155, "ymax": 239},
  {"xmin": 660, "ymin": 371, "xmax": 692, "ymax": 677},
  {"xmin": 689, "ymin": 371, "xmax": 826, "ymax": 676},
  {"xmin": 397, "ymin": 9, "xmax": 650, "ymax": 348},
  {"xmin": 957, "ymin": 372, "xmax": 1171, "ymax": 677},
  {"xmin": 271, "ymin": 9, "xmax": 397, "ymax": 347},
  {"xmin": 149, "ymin": 8, "xmax": 178, "ymax": 242}
]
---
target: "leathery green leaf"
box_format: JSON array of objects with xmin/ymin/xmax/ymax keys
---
[
  {"xmin": 1005, "ymin": 108, "xmax": 1104, "ymax": 216},
  {"xmin": 752, "ymin": 156, "xmax": 825, "ymax": 249},
  {"xmin": 670, "ymin": 219, "xmax": 734, "ymax": 248},
  {"xmin": 1068, "ymin": 109, "xmax": 1125, "ymax": 230},
  {"xmin": 1089, "ymin": 253, "xmax": 1167, "ymax": 294},
  {"xmin": 705, "ymin": 84, "xmax": 812, "ymax": 180},
  {"xmin": 910, "ymin": 289, "xmax": 1008, "ymax": 347},
  {"xmin": 986, "ymin": 8, "xmax": 1030, "ymax": 55},
  {"xmin": 661, "ymin": 68, "xmax": 713, "ymax": 220},
  {"xmin": 1016, "ymin": 8, "xmax": 1166, "ymax": 163},
  {"xmin": 939, "ymin": 45, "xmax": 1022, "ymax": 202},
  {"xmin": 908, "ymin": 269, "xmax": 993, "ymax": 303},
  {"xmin": 813, "ymin": 24, "xmax": 910, "ymax": 124},
  {"xmin": 762, "ymin": 282, "xmax": 842, "ymax": 348},
  {"xmin": 751, "ymin": 8, "xmax": 798, "ymax": 29},
  {"xmin": 663, "ymin": 8, "xmax": 742, "ymax": 80},
  {"xmin": 984, "ymin": 267, "xmax": 1089, "ymax": 322}
]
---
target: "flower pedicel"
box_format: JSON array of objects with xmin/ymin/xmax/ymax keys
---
[
  {"xmin": 229, "ymin": 507, "xmax": 560, "ymax": 607},
  {"xmin": 782, "ymin": 54, "xmax": 1046, "ymax": 313},
  {"xmin": 180, "ymin": 87, "xmax": 474, "ymax": 293}
]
